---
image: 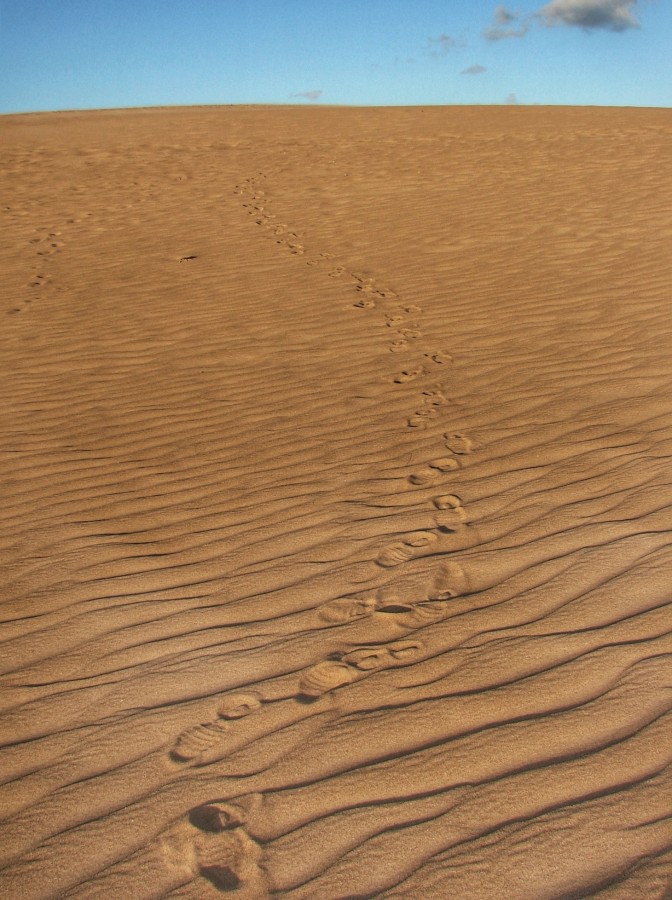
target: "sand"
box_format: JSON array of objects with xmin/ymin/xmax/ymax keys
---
[{"xmin": 1, "ymin": 104, "xmax": 671, "ymax": 898}]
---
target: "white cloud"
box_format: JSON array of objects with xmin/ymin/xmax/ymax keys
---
[
  {"xmin": 539, "ymin": 0, "xmax": 640, "ymax": 30},
  {"xmin": 428, "ymin": 33, "xmax": 466, "ymax": 55},
  {"xmin": 506, "ymin": 92, "xmax": 519, "ymax": 104},
  {"xmin": 483, "ymin": 0, "xmax": 641, "ymax": 39},
  {"xmin": 495, "ymin": 4, "xmax": 518, "ymax": 24},
  {"xmin": 483, "ymin": 7, "xmax": 531, "ymax": 39},
  {"xmin": 290, "ymin": 90, "xmax": 323, "ymax": 101}
]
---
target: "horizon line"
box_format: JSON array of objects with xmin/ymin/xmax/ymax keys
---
[{"xmin": 2, "ymin": 100, "xmax": 670, "ymax": 118}]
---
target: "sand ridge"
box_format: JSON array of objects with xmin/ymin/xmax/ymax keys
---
[{"xmin": 0, "ymin": 105, "xmax": 671, "ymax": 898}]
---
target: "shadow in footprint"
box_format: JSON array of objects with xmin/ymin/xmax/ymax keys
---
[{"xmin": 189, "ymin": 795, "xmax": 262, "ymax": 834}]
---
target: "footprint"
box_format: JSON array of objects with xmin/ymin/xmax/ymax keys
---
[
  {"xmin": 381, "ymin": 593, "xmax": 451, "ymax": 625},
  {"xmin": 354, "ymin": 286, "xmax": 376, "ymax": 298},
  {"xmin": 408, "ymin": 468, "xmax": 439, "ymax": 486},
  {"xmin": 30, "ymin": 231, "xmax": 61, "ymax": 242},
  {"xmin": 400, "ymin": 328, "xmax": 422, "ymax": 339},
  {"xmin": 298, "ymin": 660, "xmax": 358, "ymax": 698},
  {"xmin": 189, "ymin": 795, "xmax": 262, "ymax": 833},
  {"xmin": 407, "ymin": 408, "xmax": 438, "ymax": 428},
  {"xmin": 318, "ymin": 595, "xmax": 377, "ymax": 624},
  {"xmin": 402, "ymin": 304, "xmax": 422, "ymax": 314},
  {"xmin": 171, "ymin": 721, "xmax": 227, "ymax": 762},
  {"xmin": 341, "ymin": 640, "xmax": 423, "ymax": 671},
  {"xmin": 372, "ymin": 565, "xmax": 467, "ymax": 624},
  {"xmin": 329, "ymin": 266, "xmax": 346, "ymax": 277},
  {"xmin": 422, "ymin": 389, "xmax": 449, "ymax": 407},
  {"xmin": 433, "ymin": 507, "xmax": 467, "ymax": 531},
  {"xmin": 373, "ymin": 590, "xmax": 418, "ymax": 615},
  {"xmin": 190, "ymin": 803, "xmax": 246, "ymax": 833},
  {"xmin": 376, "ymin": 541, "xmax": 417, "ymax": 568},
  {"xmin": 353, "ymin": 297, "xmax": 376, "ymax": 309},
  {"xmin": 385, "ymin": 315, "xmax": 406, "ymax": 327},
  {"xmin": 433, "ymin": 493, "xmax": 464, "ymax": 510},
  {"xmin": 218, "ymin": 693, "xmax": 262, "ymax": 720},
  {"xmin": 428, "ymin": 457, "xmax": 459, "ymax": 472},
  {"xmin": 318, "ymin": 584, "xmax": 446, "ymax": 627},
  {"xmin": 426, "ymin": 351, "xmax": 453, "ymax": 365},
  {"xmin": 299, "ymin": 640, "xmax": 424, "ymax": 699},
  {"xmin": 376, "ymin": 565, "xmax": 467, "ymax": 622},
  {"xmin": 400, "ymin": 531, "xmax": 438, "ymax": 549},
  {"xmin": 393, "ymin": 365, "xmax": 425, "ymax": 384},
  {"xmin": 444, "ymin": 432, "xmax": 473, "ymax": 454},
  {"xmin": 376, "ymin": 531, "xmax": 437, "ymax": 567},
  {"xmin": 195, "ymin": 829, "xmax": 266, "ymax": 894},
  {"xmin": 378, "ymin": 287, "xmax": 399, "ymax": 300},
  {"xmin": 179, "ymin": 255, "xmax": 198, "ymax": 262},
  {"xmin": 170, "ymin": 692, "xmax": 262, "ymax": 764},
  {"xmin": 36, "ymin": 240, "xmax": 64, "ymax": 256},
  {"xmin": 353, "ymin": 274, "xmax": 375, "ymax": 289},
  {"xmin": 431, "ymin": 561, "xmax": 469, "ymax": 599},
  {"xmin": 390, "ymin": 339, "xmax": 409, "ymax": 353}
]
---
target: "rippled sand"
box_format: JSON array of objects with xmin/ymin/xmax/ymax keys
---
[{"xmin": 1, "ymin": 105, "xmax": 671, "ymax": 898}]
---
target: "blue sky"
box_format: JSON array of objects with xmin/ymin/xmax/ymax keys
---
[{"xmin": 0, "ymin": 0, "xmax": 669, "ymax": 113}]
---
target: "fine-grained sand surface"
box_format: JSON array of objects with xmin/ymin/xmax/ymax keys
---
[{"xmin": 1, "ymin": 105, "xmax": 671, "ymax": 898}]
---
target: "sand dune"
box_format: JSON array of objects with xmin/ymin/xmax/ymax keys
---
[{"xmin": 1, "ymin": 105, "xmax": 671, "ymax": 898}]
